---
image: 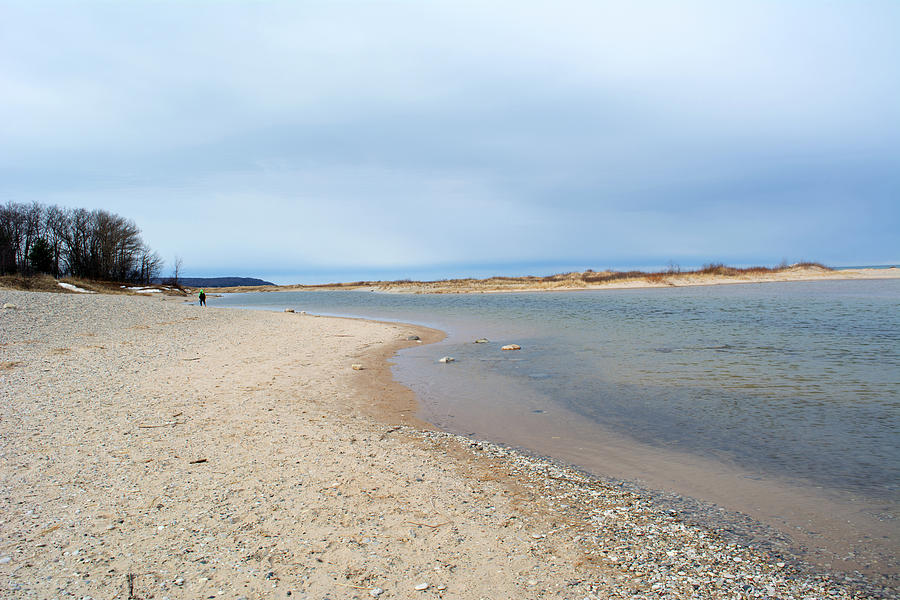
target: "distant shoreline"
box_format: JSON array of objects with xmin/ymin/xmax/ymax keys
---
[{"xmin": 201, "ymin": 264, "xmax": 900, "ymax": 294}]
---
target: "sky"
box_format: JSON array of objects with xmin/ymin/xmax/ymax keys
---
[{"xmin": 1, "ymin": 1, "xmax": 898, "ymax": 284}]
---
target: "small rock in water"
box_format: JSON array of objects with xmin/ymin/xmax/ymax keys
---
[
  {"xmin": 438, "ymin": 356, "xmax": 455, "ymax": 363},
  {"xmin": 407, "ymin": 335, "xmax": 420, "ymax": 341},
  {"xmin": 414, "ymin": 582, "xmax": 429, "ymax": 591},
  {"xmin": 351, "ymin": 364, "xmax": 364, "ymax": 370},
  {"xmin": 501, "ymin": 344, "xmax": 521, "ymax": 351},
  {"xmin": 2, "ymin": 303, "xmax": 16, "ymax": 310},
  {"xmin": 283, "ymin": 308, "xmax": 294, "ymax": 313},
  {"xmin": 474, "ymin": 338, "xmax": 489, "ymax": 343}
]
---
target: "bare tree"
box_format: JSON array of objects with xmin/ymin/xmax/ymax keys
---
[
  {"xmin": 0, "ymin": 201, "xmax": 163, "ymax": 283},
  {"xmin": 137, "ymin": 246, "xmax": 164, "ymax": 284},
  {"xmin": 171, "ymin": 255, "xmax": 184, "ymax": 287}
]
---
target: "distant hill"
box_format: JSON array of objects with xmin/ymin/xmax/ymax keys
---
[{"xmin": 155, "ymin": 277, "xmax": 276, "ymax": 288}]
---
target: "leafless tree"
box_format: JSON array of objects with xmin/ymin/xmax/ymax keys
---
[
  {"xmin": 171, "ymin": 255, "xmax": 184, "ymax": 287},
  {"xmin": 0, "ymin": 201, "xmax": 163, "ymax": 283}
]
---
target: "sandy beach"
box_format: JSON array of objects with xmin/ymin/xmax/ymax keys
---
[{"xmin": 0, "ymin": 291, "xmax": 887, "ymax": 599}]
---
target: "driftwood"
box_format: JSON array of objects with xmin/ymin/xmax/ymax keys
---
[
  {"xmin": 379, "ymin": 426, "xmax": 402, "ymax": 441},
  {"xmin": 37, "ymin": 523, "xmax": 62, "ymax": 536},
  {"xmin": 334, "ymin": 582, "xmax": 373, "ymax": 590},
  {"xmin": 137, "ymin": 421, "xmax": 183, "ymax": 429},
  {"xmin": 188, "ymin": 458, "xmax": 208, "ymax": 464},
  {"xmin": 405, "ymin": 521, "xmax": 449, "ymax": 529}
]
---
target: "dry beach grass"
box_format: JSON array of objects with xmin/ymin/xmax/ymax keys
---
[
  {"xmin": 0, "ymin": 291, "xmax": 891, "ymax": 598},
  {"xmin": 201, "ymin": 264, "xmax": 899, "ymax": 294}
]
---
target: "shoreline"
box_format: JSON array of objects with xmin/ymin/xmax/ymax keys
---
[
  {"xmin": 201, "ymin": 266, "xmax": 900, "ymax": 295},
  {"xmin": 1, "ymin": 291, "xmax": 893, "ymax": 598}
]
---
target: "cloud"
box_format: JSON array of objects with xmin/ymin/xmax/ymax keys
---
[{"xmin": 1, "ymin": 0, "xmax": 898, "ymax": 278}]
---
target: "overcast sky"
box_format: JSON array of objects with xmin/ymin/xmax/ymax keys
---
[{"xmin": 2, "ymin": 1, "xmax": 898, "ymax": 283}]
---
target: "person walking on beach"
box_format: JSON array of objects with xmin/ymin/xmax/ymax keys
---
[{"xmin": 198, "ymin": 289, "xmax": 206, "ymax": 307}]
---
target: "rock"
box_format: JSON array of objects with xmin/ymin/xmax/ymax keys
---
[
  {"xmin": 414, "ymin": 582, "xmax": 429, "ymax": 591},
  {"xmin": 501, "ymin": 344, "xmax": 521, "ymax": 351},
  {"xmin": 284, "ymin": 308, "xmax": 294, "ymax": 313},
  {"xmin": 2, "ymin": 303, "xmax": 16, "ymax": 310},
  {"xmin": 369, "ymin": 588, "xmax": 384, "ymax": 598},
  {"xmin": 407, "ymin": 335, "xmax": 420, "ymax": 341},
  {"xmin": 173, "ymin": 577, "xmax": 184, "ymax": 586},
  {"xmin": 438, "ymin": 356, "xmax": 455, "ymax": 363},
  {"xmin": 474, "ymin": 338, "xmax": 489, "ymax": 343},
  {"xmin": 351, "ymin": 364, "xmax": 364, "ymax": 370}
]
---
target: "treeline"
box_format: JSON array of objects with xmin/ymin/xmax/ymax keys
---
[{"xmin": 0, "ymin": 201, "xmax": 163, "ymax": 283}]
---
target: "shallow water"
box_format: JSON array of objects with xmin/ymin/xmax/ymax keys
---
[
  {"xmin": 217, "ymin": 279, "xmax": 900, "ymax": 497},
  {"xmin": 216, "ymin": 280, "xmax": 900, "ymax": 575}
]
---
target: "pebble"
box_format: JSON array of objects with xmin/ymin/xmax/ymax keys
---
[
  {"xmin": 0, "ymin": 555, "xmax": 11, "ymax": 564},
  {"xmin": 2, "ymin": 303, "xmax": 17, "ymax": 309},
  {"xmin": 351, "ymin": 364, "xmax": 364, "ymax": 370},
  {"xmin": 283, "ymin": 308, "xmax": 294, "ymax": 313},
  {"xmin": 438, "ymin": 356, "xmax": 455, "ymax": 363},
  {"xmin": 501, "ymin": 344, "xmax": 521, "ymax": 351},
  {"xmin": 474, "ymin": 338, "xmax": 489, "ymax": 343},
  {"xmin": 414, "ymin": 582, "xmax": 429, "ymax": 591},
  {"xmin": 369, "ymin": 587, "xmax": 384, "ymax": 597}
]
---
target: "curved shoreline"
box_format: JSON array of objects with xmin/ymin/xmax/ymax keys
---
[
  {"xmin": 1, "ymin": 290, "xmax": 893, "ymax": 598},
  {"xmin": 364, "ymin": 323, "xmax": 897, "ymax": 596}
]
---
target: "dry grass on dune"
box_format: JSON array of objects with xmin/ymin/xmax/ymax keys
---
[
  {"xmin": 0, "ymin": 274, "xmax": 189, "ymax": 296},
  {"xmin": 194, "ymin": 262, "xmax": 844, "ymax": 294},
  {"xmin": 362, "ymin": 262, "xmax": 834, "ymax": 292}
]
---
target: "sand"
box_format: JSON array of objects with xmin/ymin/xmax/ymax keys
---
[
  {"xmin": 0, "ymin": 291, "xmax": 884, "ymax": 599},
  {"xmin": 200, "ymin": 266, "xmax": 900, "ymax": 294}
]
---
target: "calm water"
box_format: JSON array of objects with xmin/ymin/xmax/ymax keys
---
[{"xmin": 215, "ymin": 280, "xmax": 900, "ymax": 499}]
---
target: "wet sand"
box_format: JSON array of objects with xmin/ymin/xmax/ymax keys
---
[
  {"xmin": 0, "ymin": 290, "xmax": 892, "ymax": 598},
  {"xmin": 415, "ymin": 388, "xmax": 899, "ymax": 581}
]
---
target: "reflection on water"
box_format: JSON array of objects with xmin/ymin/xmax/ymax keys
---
[{"xmin": 216, "ymin": 280, "xmax": 900, "ymax": 498}]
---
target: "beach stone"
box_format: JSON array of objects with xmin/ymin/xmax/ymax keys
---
[
  {"xmin": 283, "ymin": 308, "xmax": 294, "ymax": 313},
  {"xmin": 2, "ymin": 303, "xmax": 16, "ymax": 310},
  {"xmin": 351, "ymin": 364, "xmax": 364, "ymax": 370},
  {"xmin": 501, "ymin": 344, "xmax": 521, "ymax": 351},
  {"xmin": 407, "ymin": 335, "xmax": 420, "ymax": 341},
  {"xmin": 438, "ymin": 356, "xmax": 455, "ymax": 363},
  {"xmin": 369, "ymin": 587, "xmax": 384, "ymax": 597},
  {"xmin": 414, "ymin": 582, "xmax": 429, "ymax": 591},
  {"xmin": 474, "ymin": 338, "xmax": 489, "ymax": 343}
]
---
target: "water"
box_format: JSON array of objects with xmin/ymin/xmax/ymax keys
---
[{"xmin": 216, "ymin": 279, "xmax": 900, "ymax": 499}]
